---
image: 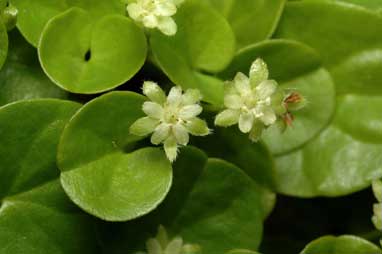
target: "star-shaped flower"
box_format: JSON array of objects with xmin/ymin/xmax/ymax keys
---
[
  {"xmin": 126, "ymin": 0, "xmax": 184, "ymax": 36},
  {"xmin": 215, "ymin": 58, "xmax": 305, "ymax": 142},
  {"xmin": 130, "ymin": 82, "xmax": 210, "ymax": 162}
]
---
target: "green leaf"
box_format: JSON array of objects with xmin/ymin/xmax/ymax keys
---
[
  {"xmin": 58, "ymin": 91, "xmax": 173, "ymax": 221},
  {"xmin": 206, "ymin": 0, "xmax": 286, "ymax": 49},
  {"xmin": 0, "ymin": 21, "xmax": 8, "ymax": 70},
  {"xmin": 221, "ymin": 39, "xmax": 336, "ymax": 156},
  {"xmin": 192, "ymin": 126, "xmax": 276, "ymax": 219},
  {"xmin": 331, "ymin": 0, "xmax": 382, "ymax": 11},
  {"xmin": 268, "ymin": 0, "xmax": 382, "ymax": 197},
  {"xmin": 0, "ymin": 30, "xmax": 68, "ymax": 106},
  {"xmin": 38, "ymin": 7, "xmax": 147, "ymax": 94},
  {"xmin": 98, "ymin": 148, "xmax": 264, "ymax": 254},
  {"xmin": 150, "ymin": 0, "xmax": 235, "ymax": 106},
  {"xmin": 10, "ymin": 0, "xmax": 124, "ymax": 46},
  {"xmin": 0, "ymin": 99, "xmax": 99, "ymax": 254},
  {"xmin": 301, "ymin": 235, "xmax": 382, "ymax": 254}
]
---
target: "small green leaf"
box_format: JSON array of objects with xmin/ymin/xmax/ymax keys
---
[
  {"xmin": 301, "ymin": 235, "xmax": 382, "ymax": 254},
  {"xmin": 58, "ymin": 91, "xmax": 173, "ymax": 221},
  {"xmin": 38, "ymin": 7, "xmax": 147, "ymax": 94},
  {"xmin": 207, "ymin": 0, "xmax": 286, "ymax": 49},
  {"xmin": 150, "ymin": 0, "xmax": 235, "ymax": 105},
  {"xmin": 10, "ymin": 0, "xmax": 124, "ymax": 46},
  {"xmin": 0, "ymin": 99, "xmax": 99, "ymax": 254}
]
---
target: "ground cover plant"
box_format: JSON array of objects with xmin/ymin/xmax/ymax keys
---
[{"xmin": 0, "ymin": 0, "xmax": 382, "ymax": 253}]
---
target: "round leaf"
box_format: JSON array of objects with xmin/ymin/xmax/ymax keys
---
[
  {"xmin": 10, "ymin": 0, "xmax": 124, "ymax": 46},
  {"xmin": 275, "ymin": 95, "xmax": 382, "ymax": 197},
  {"xmin": 39, "ymin": 8, "xmax": 147, "ymax": 94},
  {"xmin": 97, "ymin": 149, "xmax": 264, "ymax": 254},
  {"xmin": 0, "ymin": 30, "xmax": 68, "ymax": 106},
  {"xmin": 0, "ymin": 99, "xmax": 99, "ymax": 254},
  {"xmin": 207, "ymin": 0, "xmax": 286, "ymax": 49},
  {"xmin": 58, "ymin": 91, "xmax": 173, "ymax": 221},
  {"xmin": 221, "ymin": 39, "xmax": 336, "ymax": 155},
  {"xmin": 301, "ymin": 235, "xmax": 382, "ymax": 254},
  {"xmin": 271, "ymin": 0, "xmax": 382, "ymax": 196},
  {"xmin": 150, "ymin": 0, "xmax": 235, "ymax": 105}
]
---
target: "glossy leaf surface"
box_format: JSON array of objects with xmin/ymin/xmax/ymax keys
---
[{"xmin": 58, "ymin": 91, "xmax": 172, "ymax": 221}]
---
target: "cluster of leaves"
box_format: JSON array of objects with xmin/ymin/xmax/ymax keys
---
[{"xmin": 1, "ymin": 0, "xmax": 382, "ymax": 253}]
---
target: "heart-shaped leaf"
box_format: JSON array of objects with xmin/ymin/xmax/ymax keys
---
[
  {"xmin": 150, "ymin": 0, "xmax": 235, "ymax": 105},
  {"xmin": 97, "ymin": 148, "xmax": 264, "ymax": 254},
  {"xmin": 0, "ymin": 99, "xmax": 99, "ymax": 254},
  {"xmin": 300, "ymin": 235, "xmax": 382, "ymax": 254},
  {"xmin": 38, "ymin": 7, "xmax": 147, "ymax": 94},
  {"xmin": 58, "ymin": 91, "xmax": 173, "ymax": 221},
  {"xmin": 10, "ymin": 0, "xmax": 124, "ymax": 46},
  {"xmin": 0, "ymin": 30, "xmax": 67, "ymax": 106},
  {"xmin": 221, "ymin": 39, "xmax": 335, "ymax": 155},
  {"xmin": 206, "ymin": 0, "xmax": 286, "ymax": 49},
  {"xmin": 0, "ymin": 21, "xmax": 7, "ymax": 70},
  {"xmin": 268, "ymin": 0, "xmax": 382, "ymax": 197}
]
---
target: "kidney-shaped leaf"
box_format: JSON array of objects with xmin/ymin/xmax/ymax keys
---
[
  {"xmin": 10, "ymin": 0, "xmax": 124, "ymax": 46},
  {"xmin": 0, "ymin": 99, "xmax": 99, "ymax": 254},
  {"xmin": 39, "ymin": 8, "xmax": 147, "ymax": 94},
  {"xmin": 300, "ymin": 235, "xmax": 382, "ymax": 254},
  {"xmin": 0, "ymin": 30, "xmax": 68, "ymax": 106},
  {"xmin": 207, "ymin": 0, "xmax": 286, "ymax": 49},
  {"xmin": 150, "ymin": 0, "xmax": 235, "ymax": 105},
  {"xmin": 58, "ymin": 91, "xmax": 172, "ymax": 221}
]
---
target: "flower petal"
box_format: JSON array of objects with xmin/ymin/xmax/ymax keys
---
[
  {"xmin": 158, "ymin": 16, "xmax": 177, "ymax": 36},
  {"xmin": 129, "ymin": 117, "xmax": 159, "ymax": 136},
  {"xmin": 256, "ymin": 80, "xmax": 277, "ymax": 100},
  {"xmin": 224, "ymin": 94, "xmax": 243, "ymax": 109},
  {"xmin": 185, "ymin": 118, "xmax": 210, "ymax": 136},
  {"xmin": 167, "ymin": 86, "xmax": 182, "ymax": 106},
  {"xmin": 259, "ymin": 107, "xmax": 277, "ymax": 126},
  {"xmin": 142, "ymin": 14, "xmax": 158, "ymax": 28},
  {"xmin": 172, "ymin": 0, "xmax": 185, "ymax": 6},
  {"xmin": 239, "ymin": 111, "xmax": 254, "ymax": 133},
  {"xmin": 234, "ymin": 72, "xmax": 251, "ymax": 96},
  {"xmin": 178, "ymin": 104, "xmax": 203, "ymax": 120},
  {"xmin": 143, "ymin": 101, "xmax": 164, "ymax": 119},
  {"xmin": 172, "ymin": 123, "xmax": 189, "ymax": 145},
  {"xmin": 249, "ymin": 120, "xmax": 264, "ymax": 142},
  {"xmin": 214, "ymin": 109, "xmax": 240, "ymax": 127},
  {"xmin": 164, "ymin": 136, "xmax": 178, "ymax": 162},
  {"xmin": 249, "ymin": 58, "xmax": 269, "ymax": 87},
  {"xmin": 151, "ymin": 123, "xmax": 171, "ymax": 145},
  {"xmin": 155, "ymin": 1, "xmax": 177, "ymax": 16},
  {"xmin": 182, "ymin": 89, "xmax": 202, "ymax": 105},
  {"xmin": 143, "ymin": 81, "xmax": 166, "ymax": 104},
  {"xmin": 126, "ymin": 3, "xmax": 145, "ymax": 20},
  {"xmin": 146, "ymin": 239, "xmax": 162, "ymax": 254},
  {"xmin": 165, "ymin": 237, "xmax": 183, "ymax": 254}
]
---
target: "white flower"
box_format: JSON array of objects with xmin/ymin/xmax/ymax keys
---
[
  {"xmin": 126, "ymin": 0, "xmax": 184, "ymax": 36},
  {"xmin": 130, "ymin": 82, "xmax": 210, "ymax": 162},
  {"xmin": 136, "ymin": 225, "xmax": 201, "ymax": 254},
  {"xmin": 215, "ymin": 58, "xmax": 287, "ymax": 142}
]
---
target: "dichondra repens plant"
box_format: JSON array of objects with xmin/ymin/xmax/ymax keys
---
[{"xmin": 0, "ymin": 0, "xmax": 382, "ymax": 254}]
